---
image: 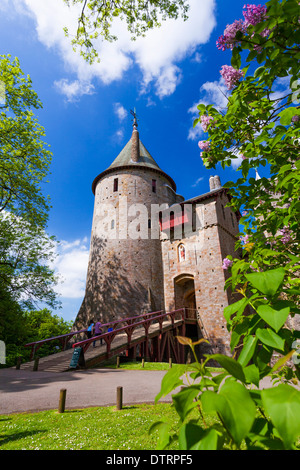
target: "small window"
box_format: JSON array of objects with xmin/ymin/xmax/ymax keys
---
[
  {"xmin": 178, "ymin": 244, "xmax": 186, "ymax": 262},
  {"xmin": 111, "ymin": 220, "xmax": 115, "ymax": 229},
  {"xmin": 113, "ymin": 178, "xmax": 118, "ymax": 192},
  {"xmin": 152, "ymin": 179, "xmax": 156, "ymax": 193}
]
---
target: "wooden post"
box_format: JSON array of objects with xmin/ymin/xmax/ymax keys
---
[
  {"xmin": 142, "ymin": 358, "xmax": 145, "ymax": 368},
  {"xmin": 169, "ymin": 357, "xmax": 172, "ymax": 368},
  {"xmin": 58, "ymin": 389, "xmax": 67, "ymax": 413},
  {"xmin": 33, "ymin": 356, "xmax": 39, "ymax": 371},
  {"xmin": 16, "ymin": 357, "xmax": 22, "ymax": 370},
  {"xmin": 116, "ymin": 356, "xmax": 120, "ymax": 368},
  {"xmin": 116, "ymin": 386, "xmax": 123, "ymax": 410}
]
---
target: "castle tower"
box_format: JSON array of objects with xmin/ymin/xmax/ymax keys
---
[
  {"xmin": 160, "ymin": 177, "xmax": 241, "ymax": 355},
  {"xmin": 73, "ymin": 113, "xmax": 183, "ymax": 329}
]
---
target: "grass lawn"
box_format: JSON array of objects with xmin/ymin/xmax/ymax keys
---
[
  {"xmin": 100, "ymin": 359, "xmax": 223, "ymax": 373},
  {"xmin": 102, "ymin": 360, "xmax": 171, "ymax": 370},
  {"xmin": 0, "ymin": 403, "xmax": 217, "ymax": 451}
]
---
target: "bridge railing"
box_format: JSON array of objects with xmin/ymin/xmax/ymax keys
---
[
  {"xmin": 24, "ymin": 329, "xmax": 88, "ymax": 360},
  {"xmin": 72, "ymin": 308, "xmax": 187, "ymax": 357},
  {"xmin": 24, "ymin": 308, "xmax": 194, "ymax": 361},
  {"xmin": 23, "ymin": 309, "xmax": 175, "ymax": 360}
]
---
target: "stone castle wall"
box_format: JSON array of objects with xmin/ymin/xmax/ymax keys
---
[
  {"xmin": 160, "ymin": 190, "xmax": 240, "ymax": 354},
  {"xmin": 74, "ymin": 167, "xmax": 179, "ymax": 329}
]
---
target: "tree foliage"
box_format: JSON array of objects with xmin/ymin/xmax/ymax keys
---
[
  {"xmin": 0, "ymin": 55, "xmax": 59, "ymax": 310},
  {"xmin": 0, "ymin": 306, "xmax": 73, "ymax": 367},
  {"xmin": 153, "ymin": 0, "xmax": 300, "ymax": 450},
  {"xmin": 63, "ymin": 0, "xmax": 190, "ymax": 63}
]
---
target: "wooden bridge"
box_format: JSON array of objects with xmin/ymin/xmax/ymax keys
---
[{"xmin": 22, "ymin": 308, "xmax": 199, "ymax": 373}]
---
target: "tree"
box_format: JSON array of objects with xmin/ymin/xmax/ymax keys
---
[
  {"xmin": 0, "ymin": 306, "xmax": 73, "ymax": 367},
  {"xmin": 63, "ymin": 0, "xmax": 190, "ymax": 63},
  {"xmin": 0, "ymin": 55, "xmax": 59, "ymax": 309},
  {"xmin": 152, "ymin": 0, "xmax": 300, "ymax": 450}
]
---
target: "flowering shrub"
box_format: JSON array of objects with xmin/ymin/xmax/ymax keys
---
[
  {"xmin": 220, "ymin": 64, "xmax": 244, "ymax": 89},
  {"xmin": 200, "ymin": 114, "xmax": 214, "ymax": 132},
  {"xmin": 153, "ymin": 0, "xmax": 300, "ymax": 451},
  {"xmin": 243, "ymin": 3, "xmax": 267, "ymax": 26},
  {"xmin": 216, "ymin": 19, "xmax": 247, "ymax": 51},
  {"xmin": 222, "ymin": 257, "xmax": 233, "ymax": 270}
]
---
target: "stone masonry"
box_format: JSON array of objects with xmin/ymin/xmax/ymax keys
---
[{"xmin": 73, "ymin": 123, "xmax": 241, "ymax": 355}]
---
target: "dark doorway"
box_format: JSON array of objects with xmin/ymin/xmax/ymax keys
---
[{"xmin": 174, "ymin": 274, "xmax": 196, "ymax": 319}]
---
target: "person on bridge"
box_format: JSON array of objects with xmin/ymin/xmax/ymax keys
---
[
  {"xmin": 93, "ymin": 321, "xmax": 103, "ymax": 347},
  {"xmin": 87, "ymin": 320, "xmax": 94, "ymax": 339}
]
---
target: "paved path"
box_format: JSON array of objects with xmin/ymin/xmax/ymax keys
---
[
  {"xmin": 1, "ymin": 367, "xmax": 298, "ymax": 415},
  {"xmin": 0, "ymin": 368, "xmax": 172, "ymax": 415}
]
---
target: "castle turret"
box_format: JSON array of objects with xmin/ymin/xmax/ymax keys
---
[{"xmin": 73, "ymin": 115, "xmax": 180, "ymax": 329}]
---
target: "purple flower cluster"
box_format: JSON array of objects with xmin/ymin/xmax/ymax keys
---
[
  {"xmin": 240, "ymin": 234, "xmax": 249, "ymax": 244},
  {"xmin": 243, "ymin": 4, "xmax": 267, "ymax": 27},
  {"xmin": 198, "ymin": 140, "xmax": 210, "ymax": 151},
  {"xmin": 198, "ymin": 140, "xmax": 211, "ymax": 160},
  {"xmin": 220, "ymin": 65, "xmax": 244, "ymax": 90},
  {"xmin": 216, "ymin": 19, "xmax": 246, "ymax": 51},
  {"xmin": 280, "ymin": 226, "xmax": 292, "ymax": 244},
  {"xmin": 200, "ymin": 115, "xmax": 214, "ymax": 132},
  {"xmin": 292, "ymin": 115, "xmax": 300, "ymax": 123},
  {"xmin": 222, "ymin": 258, "xmax": 233, "ymax": 270},
  {"xmin": 216, "ymin": 4, "xmax": 268, "ymax": 52}
]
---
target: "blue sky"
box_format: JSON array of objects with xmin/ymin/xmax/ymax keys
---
[{"xmin": 0, "ymin": 0, "xmax": 272, "ymax": 322}]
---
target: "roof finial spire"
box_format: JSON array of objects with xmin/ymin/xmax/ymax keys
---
[
  {"xmin": 130, "ymin": 107, "xmax": 140, "ymax": 162},
  {"xmin": 130, "ymin": 107, "xmax": 138, "ymax": 129}
]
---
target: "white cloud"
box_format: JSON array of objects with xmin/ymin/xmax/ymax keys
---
[
  {"xmin": 114, "ymin": 103, "xmax": 128, "ymax": 121},
  {"xmin": 52, "ymin": 237, "xmax": 89, "ymax": 299},
  {"xmin": 192, "ymin": 176, "xmax": 204, "ymax": 187},
  {"xmin": 54, "ymin": 79, "xmax": 95, "ymax": 102},
  {"xmin": 18, "ymin": 0, "xmax": 216, "ymax": 99},
  {"xmin": 188, "ymin": 78, "xmax": 229, "ymax": 140}
]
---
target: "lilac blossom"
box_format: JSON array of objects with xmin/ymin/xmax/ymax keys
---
[
  {"xmin": 240, "ymin": 234, "xmax": 249, "ymax": 244},
  {"xmin": 222, "ymin": 258, "xmax": 233, "ymax": 270},
  {"xmin": 243, "ymin": 4, "xmax": 267, "ymax": 26},
  {"xmin": 200, "ymin": 115, "xmax": 214, "ymax": 132},
  {"xmin": 292, "ymin": 115, "xmax": 300, "ymax": 123},
  {"xmin": 220, "ymin": 65, "xmax": 244, "ymax": 90},
  {"xmin": 280, "ymin": 226, "xmax": 292, "ymax": 244},
  {"xmin": 216, "ymin": 19, "xmax": 247, "ymax": 51},
  {"xmin": 198, "ymin": 140, "xmax": 211, "ymax": 151}
]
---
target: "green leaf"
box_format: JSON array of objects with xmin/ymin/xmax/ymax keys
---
[
  {"xmin": 257, "ymin": 304, "xmax": 290, "ymax": 332},
  {"xmin": 279, "ymin": 107, "xmax": 298, "ymax": 125},
  {"xmin": 245, "ymin": 268, "xmax": 285, "ymax": 296},
  {"xmin": 202, "ymin": 381, "xmax": 256, "ymax": 447},
  {"xmin": 178, "ymin": 423, "xmax": 222, "ymax": 450},
  {"xmin": 243, "ymin": 364, "xmax": 260, "ymax": 387},
  {"xmin": 254, "ymin": 65, "xmax": 265, "ymax": 78},
  {"xmin": 224, "ymin": 297, "xmax": 249, "ymax": 322},
  {"xmin": 172, "ymin": 385, "xmax": 200, "ymax": 422},
  {"xmin": 155, "ymin": 364, "xmax": 186, "ymax": 403},
  {"xmin": 256, "ymin": 328, "xmax": 285, "ymax": 351},
  {"xmin": 262, "ymin": 385, "xmax": 300, "ymax": 449},
  {"xmin": 209, "ymin": 354, "xmax": 246, "ymax": 383},
  {"xmin": 149, "ymin": 421, "xmax": 171, "ymax": 450},
  {"xmin": 237, "ymin": 335, "xmax": 258, "ymax": 367}
]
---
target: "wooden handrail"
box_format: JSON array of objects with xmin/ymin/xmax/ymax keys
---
[
  {"xmin": 24, "ymin": 308, "xmax": 189, "ymax": 361},
  {"xmin": 72, "ymin": 309, "xmax": 186, "ymax": 355}
]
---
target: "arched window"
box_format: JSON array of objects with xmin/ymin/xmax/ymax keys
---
[{"xmin": 178, "ymin": 243, "xmax": 186, "ymax": 262}]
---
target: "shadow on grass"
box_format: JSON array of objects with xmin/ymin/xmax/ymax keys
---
[{"xmin": 0, "ymin": 429, "xmax": 46, "ymax": 447}]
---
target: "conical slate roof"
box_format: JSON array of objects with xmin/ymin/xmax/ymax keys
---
[
  {"xmin": 92, "ymin": 130, "xmax": 177, "ymax": 193},
  {"xmin": 108, "ymin": 138, "xmax": 161, "ymax": 171}
]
